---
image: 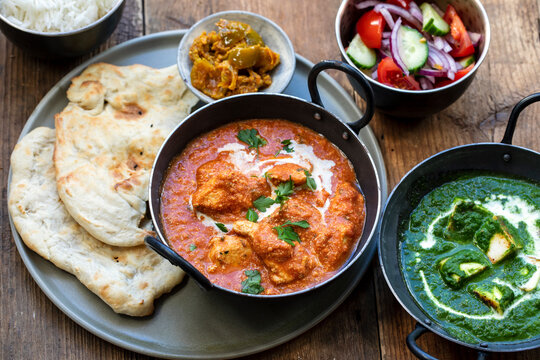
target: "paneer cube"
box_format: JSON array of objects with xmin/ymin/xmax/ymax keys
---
[
  {"xmin": 438, "ymin": 248, "xmax": 491, "ymax": 288},
  {"xmin": 518, "ymin": 256, "xmax": 540, "ymax": 292},
  {"xmin": 473, "ymin": 216, "xmax": 523, "ymax": 264},
  {"xmin": 443, "ymin": 199, "xmax": 493, "ymax": 243},
  {"xmin": 468, "ymin": 281, "xmax": 515, "ymax": 314}
]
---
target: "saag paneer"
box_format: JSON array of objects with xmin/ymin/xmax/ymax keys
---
[{"xmin": 401, "ymin": 174, "xmax": 540, "ymax": 343}]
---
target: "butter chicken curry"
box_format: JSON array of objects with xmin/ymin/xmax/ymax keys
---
[
  {"xmin": 160, "ymin": 119, "xmax": 365, "ymax": 294},
  {"xmin": 189, "ymin": 19, "xmax": 280, "ymax": 99}
]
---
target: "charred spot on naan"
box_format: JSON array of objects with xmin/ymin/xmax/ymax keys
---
[{"xmin": 114, "ymin": 103, "xmax": 147, "ymax": 119}]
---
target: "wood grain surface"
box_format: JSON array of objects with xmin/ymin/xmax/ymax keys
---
[{"xmin": 1, "ymin": 0, "xmax": 539, "ymax": 359}]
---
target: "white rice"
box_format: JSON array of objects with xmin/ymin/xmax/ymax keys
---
[{"xmin": 0, "ymin": 0, "xmax": 119, "ymax": 33}]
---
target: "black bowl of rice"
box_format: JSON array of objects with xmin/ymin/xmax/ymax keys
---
[{"xmin": 0, "ymin": 0, "xmax": 125, "ymax": 58}]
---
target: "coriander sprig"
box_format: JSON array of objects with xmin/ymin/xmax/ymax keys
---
[
  {"xmin": 273, "ymin": 220, "xmax": 310, "ymax": 246},
  {"xmin": 237, "ymin": 129, "xmax": 267, "ymax": 154},
  {"xmin": 246, "ymin": 208, "xmax": 259, "ymax": 222},
  {"xmin": 304, "ymin": 170, "xmax": 317, "ymax": 191},
  {"xmin": 274, "ymin": 179, "xmax": 294, "ymax": 205},
  {"xmin": 241, "ymin": 269, "xmax": 264, "ymax": 294},
  {"xmin": 275, "ymin": 139, "xmax": 294, "ymax": 156}
]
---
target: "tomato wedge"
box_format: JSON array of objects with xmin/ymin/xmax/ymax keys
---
[
  {"xmin": 378, "ymin": 57, "xmax": 421, "ymax": 90},
  {"xmin": 356, "ymin": 10, "xmax": 385, "ymax": 49},
  {"xmin": 386, "ymin": 0, "xmax": 412, "ymax": 9},
  {"xmin": 435, "ymin": 64, "xmax": 474, "ymax": 87},
  {"xmin": 443, "ymin": 5, "xmax": 474, "ymax": 57}
]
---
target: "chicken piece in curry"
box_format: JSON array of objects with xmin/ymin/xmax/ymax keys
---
[
  {"xmin": 189, "ymin": 19, "xmax": 280, "ymax": 99},
  {"xmin": 160, "ymin": 119, "xmax": 365, "ymax": 295}
]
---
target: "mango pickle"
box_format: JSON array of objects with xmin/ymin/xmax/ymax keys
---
[{"xmin": 189, "ymin": 19, "xmax": 280, "ymax": 99}]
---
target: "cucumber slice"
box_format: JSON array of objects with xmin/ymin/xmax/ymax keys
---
[
  {"xmin": 421, "ymin": 3, "xmax": 450, "ymax": 36},
  {"xmin": 397, "ymin": 26, "xmax": 428, "ymax": 72},
  {"xmin": 458, "ymin": 55, "xmax": 475, "ymax": 68},
  {"xmin": 346, "ymin": 34, "xmax": 376, "ymax": 69}
]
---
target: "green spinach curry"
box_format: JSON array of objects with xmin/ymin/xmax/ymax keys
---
[{"xmin": 401, "ymin": 174, "xmax": 540, "ymax": 343}]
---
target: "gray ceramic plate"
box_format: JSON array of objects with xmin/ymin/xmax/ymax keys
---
[{"xmin": 8, "ymin": 30, "xmax": 388, "ymax": 359}]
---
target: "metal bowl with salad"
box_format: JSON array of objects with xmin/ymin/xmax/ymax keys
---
[{"xmin": 336, "ymin": 0, "xmax": 490, "ymax": 117}]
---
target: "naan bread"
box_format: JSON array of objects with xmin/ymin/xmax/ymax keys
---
[
  {"xmin": 54, "ymin": 63, "xmax": 198, "ymax": 247},
  {"xmin": 8, "ymin": 127, "xmax": 184, "ymax": 316}
]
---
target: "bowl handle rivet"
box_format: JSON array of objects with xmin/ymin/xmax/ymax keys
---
[
  {"xmin": 342, "ymin": 132, "xmax": 349, "ymax": 140},
  {"xmin": 503, "ymin": 153, "xmax": 511, "ymax": 162},
  {"xmin": 480, "ymin": 343, "xmax": 488, "ymax": 348},
  {"xmin": 314, "ymin": 112, "xmax": 322, "ymax": 121},
  {"xmin": 425, "ymin": 319, "xmax": 431, "ymax": 325}
]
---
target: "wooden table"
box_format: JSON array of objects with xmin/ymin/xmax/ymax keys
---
[{"xmin": 1, "ymin": 1, "xmax": 539, "ymax": 359}]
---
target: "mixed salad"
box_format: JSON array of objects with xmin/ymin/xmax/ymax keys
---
[{"xmin": 346, "ymin": 0, "xmax": 482, "ymax": 90}]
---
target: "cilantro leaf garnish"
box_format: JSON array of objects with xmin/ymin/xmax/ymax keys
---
[
  {"xmin": 304, "ymin": 170, "xmax": 317, "ymax": 191},
  {"xmin": 215, "ymin": 223, "xmax": 228, "ymax": 232},
  {"xmin": 246, "ymin": 208, "xmax": 258, "ymax": 222},
  {"xmin": 283, "ymin": 220, "xmax": 310, "ymax": 228},
  {"xmin": 237, "ymin": 129, "xmax": 267, "ymax": 154},
  {"xmin": 274, "ymin": 179, "xmax": 294, "ymax": 205},
  {"xmin": 253, "ymin": 179, "xmax": 295, "ymax": 212},
  {"xmin": 273, "ymin": 220, "xmax": 310, "ymax": 246},
  {"xmin": 281, "ymin": 139, "xmax": 294, "ymax": 153},
  {"xmin": 189, "ymin": 244, "xmax": 197, "ymax": 251},
  {"xmin": 275, "ymin": 139, "xmax": 294, "ymax": 156},
  {"xmin": 241, "ymin": 270, "xmax": 264, "ymax": 294},
  {"xmin": 273, "ymin": 225, "xmax": 300, "ymax": 246},
  {"xmin": 253, "ymin": 196, "xmax": 275, "ymax": 212}
]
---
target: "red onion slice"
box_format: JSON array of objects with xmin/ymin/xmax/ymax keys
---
[
  {"xmin": 425, "ymin": 75, "xmax": 435, "ymax": 83},
  {"xmin": 374, "ymin": 4, "xmax": 422, "ymax": 31},
  {"xmin": 442, "ymin": 40, "xmax": 453, "ymax": 53},
  {"xmin": 355, "ymin": 1, "xmax": 383, "ymax": 10},
  {"xmin": 444, "ymin": 33, "xmax": 456, "ymax": 46},
  {"xmin": 419, "ymin": 77, "xmax": 434, "ymax": 90},
  {"xmin": 383, "ymin": 31, "xmax": 392, "ymax": 38},
  {"xmin": 432, "ymin": 36, "xmax": 444, "ymax": 50},
  {"xmin": 379, "ymin": 7, "xmax": 395, "ymax": 29},
  {"xmin": 432, "ymin": 36, "xmax": 453, "ymax": 52},
  {"xmin": 427, "ymin": 44, "xmax": 448, "ymax": 70},
  {"xmin": 418, "ymin": 68, "xmax": 447, "ymax": 77},
  {"xmin": 381, "ymin": 38, "xmax": 390, "ymax": 48},
  {"xmin": 468, "ymin": 31, "xmax": 482, "ymax": 46},
  {"xmin": 409, "ymin": 2, "xmax": 423, "ymax": 22},
  {"xmin": 390, "ymin": 17, "xmax": 409, "ymax": 75},
  {"xmin": 372, "ymin": 69, "xmax": 378, "ymax": 80},
  {"xmin": 441, "ymin": 50, "xmax": 457, "ymax": 73}
]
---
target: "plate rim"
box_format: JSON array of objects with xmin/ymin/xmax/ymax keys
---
[{"xmin": 7, "ymin": 29, "xmax": 388, "ymax": 359}]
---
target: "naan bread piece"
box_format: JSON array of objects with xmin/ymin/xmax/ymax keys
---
[
  {"xmin": 55, "ymin": 63, "xmax": 198, "ymax": 247},
  {"xmin": 8, "ymin": 127, "xmax": 184, "ymax": 316}
]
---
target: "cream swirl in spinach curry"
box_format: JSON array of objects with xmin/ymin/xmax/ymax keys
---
[{"xmin": 401, "ymin": 174, "xmax": 540, "ymax": 343}]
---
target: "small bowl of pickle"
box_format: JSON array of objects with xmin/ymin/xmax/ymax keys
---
[{"xmin": 177, "ymin": 10, "xmax": 296, "ymax": 103}]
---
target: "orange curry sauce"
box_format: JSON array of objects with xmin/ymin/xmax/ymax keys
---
[{"xmin": 160, "ymin": 119, "xmax": 365, "ymax": 294}]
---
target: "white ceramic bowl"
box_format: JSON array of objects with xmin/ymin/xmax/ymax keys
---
[{"xmin": 177, "ymin": 10, "xmax": 296, "ymax": 103}]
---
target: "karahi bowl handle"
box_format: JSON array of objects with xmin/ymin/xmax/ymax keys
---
[{"xmin": 145, "ymin": 235, "xmax": 213, "ymax": 291}]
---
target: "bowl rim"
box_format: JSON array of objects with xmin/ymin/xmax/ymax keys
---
[
  {"xmin": 335, "ymin": 0, "xmax": 491, "ymax": 93},
  {"xmin": 0, "ymin": 0, "xmax": 125, "ymax": 36},
  {"xmin": 176, "ymin": 10, "xmax": 296, "ymax": 104}
]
